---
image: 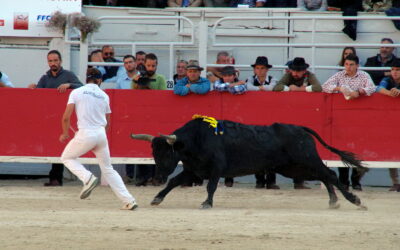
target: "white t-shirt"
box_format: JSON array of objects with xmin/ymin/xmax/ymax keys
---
[{"xmin": 67, "ymin": 83, "xmax": 111, "ymax": 129}]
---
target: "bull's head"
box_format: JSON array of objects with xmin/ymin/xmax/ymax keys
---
[{"xmin": 130, "ymin": 133, "xmax": 180, "ymax": 180}]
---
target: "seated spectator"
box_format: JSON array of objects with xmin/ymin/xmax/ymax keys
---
[
  {"xmin": 339, "ymin": 47, "xmax": 357, "ymax": 67},
  {"xmin": 323, "ymin": 54, "xmax": 376, "ymax": 100},
  {"xmin": 174, "ymin": 60, "xmax": 188, "ymax": 84},
  {"xmin": 203, "ymin": 0, "xmax": 230, "ymax": 6},
  {"xmin": 105, "ymin": 55, "xmax": 138, "ymax": 89},
  {"xmin": 273, "ymin": 57, "xmax": 322, "ymax": 92},
  {"xmin": 298, "ymin": 0, "xmax": 328, "ymax": 10},
  {"xmin": 229, "ymin": 0, "xmax": 267, "ymax": 7},
  {"xmin": 246, "ymin": 56, "xmax": 277, "ymax": 91},
  {"xmin": 214, "ymin": 66, "xmax": 246, "ymax": 94},
  {"xmin": 102, "ymin": 45, "xmax": 122, "ymax": 81},
  {"xmin": 207, "ymin": 51, "xmax": 232, "ymax": 83},
  {"xmin": 365, "ymin": 38, "xmax": 397, "ymax": 85},
  {"xmin": 327, "ymin": 0, "xmax": 363, "ymax": 40},
  {"xmin": 0, "ymin": 71, "xmax": 14, "ymax": 88},
  {"xmin": 168, "ymin": 0, "xmax": 203, "ymax": 7},
  {"xmin": 133, "ymin": 53, "xmax": 167, "ymax": 90},
  {"xmin": 135, "ymin": 51, "xmax": 146, "ymax": 68},
  {"xmin": 174, "ymin": 60, "xmax": 210, "ymax": 96},
  {"xmin": 363, "ymin": 0, "xmax": 392, "ymax": 12},
  {"xmin": 89, "ymin": 50, "xmax": 106, "ymax": 76},
  {"xmin": 376, "ymin": 59, "xmax": 400, "ymax": 191}
]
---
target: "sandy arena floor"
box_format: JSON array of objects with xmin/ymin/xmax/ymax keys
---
[{"xmin": 0, "ymin": 179, "xmax": 399, "ymax": 250}]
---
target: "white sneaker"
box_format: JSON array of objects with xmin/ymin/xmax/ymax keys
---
[
  {"xmin": 80, "ymin": 174, "xmax": 99, "ymax": 199},
  {"xmin": 121, "ymin": 201, "xmax": 138, "ymax": 210}
]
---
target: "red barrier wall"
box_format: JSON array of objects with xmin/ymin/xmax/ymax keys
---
[{"xmin": 0, "ymin": 88, "xmax": 398, "ymax": 161}]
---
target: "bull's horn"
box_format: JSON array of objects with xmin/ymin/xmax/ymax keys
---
[
  {"xmin": 130, "ymin": 134, "xmax": 154, "ymax": 142},
  {"xmin": 160, "ymin": 134, "xmax": 177, "ymax": 145}
]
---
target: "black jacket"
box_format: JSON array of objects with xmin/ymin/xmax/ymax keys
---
[{"xmin": 364, "ymin": 54, "xmax": 397, "ymax": 85}]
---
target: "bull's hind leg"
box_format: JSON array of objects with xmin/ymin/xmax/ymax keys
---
[
  {"xmin": 321, "ymin": 180, "xmax": 340, "ymax": 209},
  {"xmin": 151, "ymin": 171, "xmax": 187, "ymax": 206},
  {"xmin": 327, "ymin": 168, "xmax": 368, "ymax": 210}
]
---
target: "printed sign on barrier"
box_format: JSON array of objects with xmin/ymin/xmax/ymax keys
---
[{"xmin": 0, "ymin": 0, "xmax": 81, "ymax": 37}]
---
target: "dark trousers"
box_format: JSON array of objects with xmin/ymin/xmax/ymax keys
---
[
  {"xmin": 136, "ymin": 164, "xmax": 155, "ymax": 181},
  {"xmin": 49, "ymin": 163, "xmax": 64, "ymax": 184},
  {"xmin": 256, "ymin": 172, "xmax": 304, "ymax": 185},
  {"xmin": 338, "ymin": 168, "xmax": 361, "ymax": 186},
  {"xmin": 126, "ymin": 164, "xmax": 135, "ymax": 178},
  {"xmin": 256, "ymin": 172, "xmax": 276, "ymax": 186}
]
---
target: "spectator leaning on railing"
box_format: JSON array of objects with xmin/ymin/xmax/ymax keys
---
[
  {"xmin": 376, "ymin": 59, "xmax": 400, "ymax": 192},
  {"xmin": 28, "ymin": 50, "xmax": 83, "ymax": 187},
  {"xmin": 213, "ymin": 66, "xmax": 246, "ymax": 94},
  {"xmin": 174, "ymin": 60, "xmax": 210, "ymax": 96},
  {"xmin": 322, "ymin": 54, "xmax": 375, "ymax": 191},
  {"xmin": 0, "ymin": 71, "xmax": 14, "ymax": 88},
  {"xmin": 273, "ymin": 57, "xmax": 322, "ymax": 92}
]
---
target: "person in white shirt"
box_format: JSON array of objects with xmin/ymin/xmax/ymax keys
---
[
  {"xmin": 0, "ymin": 71, "xmax": 14, "ymax": 87},
  {"xmin": 59, "ymin": 68, "xmax": 138, "ymax": 210}
]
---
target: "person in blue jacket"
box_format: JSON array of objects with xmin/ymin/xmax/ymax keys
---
[{"xmin": 174, "ymin": 60, "xmax": 210, "ymax": 96}]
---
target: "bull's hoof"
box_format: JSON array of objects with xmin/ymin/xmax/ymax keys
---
[
  {"xmin": 150, "ymin": 197, "xmax": 163, "ymax": 206},
  {"xmin": 329, "ymin": 203, "xmax": 340, "ymax": 209},
  {"xmin": 357, "ymin": 205, "xmax": 368, "ymax": 211},
  {"xmin": 201, "ymin": 202, "xmax": 212, "ymax": 209},
  {"xmin": 354, "ymin": 196, "xmax": 361, "ymax": 206}
]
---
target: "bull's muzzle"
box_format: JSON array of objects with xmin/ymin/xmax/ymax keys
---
[
  {"xmin": 130, "ymin": 134, "xmax": 155, "ymax": 142},
  {"xmin": 160, "ymin": 134, "xmax": 177, "ymax": 145}
]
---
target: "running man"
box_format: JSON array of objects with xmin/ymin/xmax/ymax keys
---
[{"xmin": 60, "ymin": 68, "xmax": 138, "ymax": 210}]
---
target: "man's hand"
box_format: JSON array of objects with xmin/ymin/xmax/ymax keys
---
[
  {"xmin": 59, "ymin": 134, "xmax": 69, "ymax": 143},
  {"xmin": 185, "ymin": 83, "xmax": 192, "ymax": 88},
  {"xmin": 28, "ymin": 83, "xmax": 37, "ymax": 89},
  {"xmin": 289, "ymin": 85, "xmax": 305, "ymax": 91},
  {"xmin": 390, "ymin": 88, "xmax": 400, "ymax": 97},
  {"xmin": 57, "ymin": 83, "xmax": 71, "ymax": 93}
]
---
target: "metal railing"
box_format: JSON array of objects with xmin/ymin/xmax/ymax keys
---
[
  {"xmin": 211, "ymin": 15, "xmax": 400, "ymax": 72},
  {"xmin": 72, "ymin": 15, "xmax": 195, "ymax": 82}
]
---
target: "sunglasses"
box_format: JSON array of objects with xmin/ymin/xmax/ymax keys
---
[{"xmin": 104, "ymin": 52, "xmax": 114, "ymax": 56}]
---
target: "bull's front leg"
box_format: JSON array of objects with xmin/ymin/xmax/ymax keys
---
[
  {"xmin": 201, "ymin": 175, "xmax": 220, "ymax": 209},
  {"xmin": 151, "ymin": 171, "xmax": 186, "ymax": 206}
]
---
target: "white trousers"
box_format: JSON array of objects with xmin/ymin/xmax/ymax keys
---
[{"xmin": 61, "ymin": 127, "xmax": 135, "ymax": 204}]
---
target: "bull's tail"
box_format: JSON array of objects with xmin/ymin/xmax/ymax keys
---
[{"xmin": 301, "ymin": 126, "xmax": 368, "ymax": 176}]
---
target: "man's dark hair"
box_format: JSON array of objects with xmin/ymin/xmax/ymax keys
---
[
  {"xmin": 145, "ymin": 53, "xmax": 158, "ymax": 63},
  {"xmin": 86, "ymin": 68, "xmax": 102, "ymax": 83},
  {"xmin": 123, "ymin": 55, "xmax": 136, "ymax": 61},
  {"xmin": 344, "ymin": 54, "xmax": 359, "ymax": 65},
  {"xmin": 90, "ymin": 49, "xmax": 102, "ymax": 57},
  {"xmin": 381, "ymin": 37, "xmax": 394, "ymax": 44},
  {"xmin": 136, "ymin": 51, "xmax": 146, "ymax": 56},
  {"xmin": 102, "ymin": 45, "xmax": 114, "ymax": 51},
  {"xmin": 48, "ymin": 50, "xmax": 62, "ymax": 61}
]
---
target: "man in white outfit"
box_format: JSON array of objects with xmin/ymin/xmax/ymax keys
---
[{"xmin": 60, "ymin": 68, "xmax": 138, "ymax": 210}]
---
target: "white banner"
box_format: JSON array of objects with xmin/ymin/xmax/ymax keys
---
[{"xmin": 0, "ymin": 0, "xmax": 81, "ymax": 37}]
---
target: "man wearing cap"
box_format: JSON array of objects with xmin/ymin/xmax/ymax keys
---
[
  {"xmin": 273, "ymin": 57, "xmax": 322, "ymax": 92},
  {"xmin": 365, "ymin": 38, "xmax": 398, "ymax": 85},
  {"xmin": 246, "ymin": 56, "xmax": 277, "ymax": 91},
  {"xmin": 0, "ymin": 71, "xmax": 14, "ymax": 88},
  {"xmin": 174, "ymin": 60, "xmax": 211, "ymax": 96},
  {"xmin": 376, "ymin": 59, "xmax": 400, "ymax": 191},
  {"xmin": 60, "ymin": 68, "xmax": 138, "ymax": 210}
]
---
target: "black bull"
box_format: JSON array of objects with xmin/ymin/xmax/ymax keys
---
[{"xmin": 131, "ymin": 118, "xmax": 368, "ymax": 209}]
